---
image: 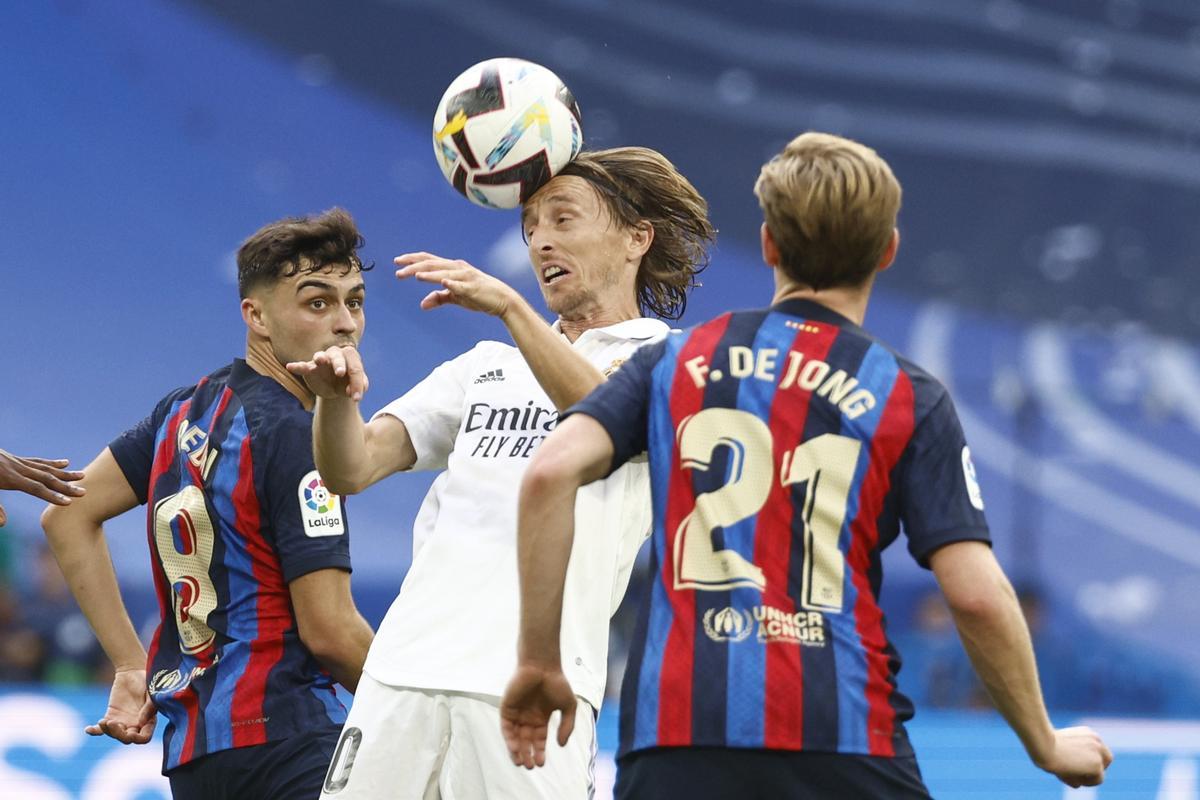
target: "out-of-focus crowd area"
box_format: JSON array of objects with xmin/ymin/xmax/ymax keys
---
[{"xmin": 0, "ymin": 531, "xmax": 111, "ymax": 687}]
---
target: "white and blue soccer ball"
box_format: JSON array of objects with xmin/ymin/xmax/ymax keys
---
[{"xmin": 432, "ymin": 57, "xmax": 583, "ymax": 209}]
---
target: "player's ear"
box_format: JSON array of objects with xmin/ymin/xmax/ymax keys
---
[
  {"xmin": 877, "ymin": 228, "xmax": 900, "ymax": 273},
  {"xmin": 761, "ymin": 223, "xmax": 781, "ymax": 270},
  {"xmin": 241, "ymin": 296, "xmax": 270, "ymax": 338},
  {"xmin": 627, "ymin": 220, "xmax": 653, "ymax": 261}
]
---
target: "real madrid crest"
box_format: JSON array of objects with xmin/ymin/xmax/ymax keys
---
[{"xmin": 602, "ymin": 357, "xmax": 627, "ymax": 378}]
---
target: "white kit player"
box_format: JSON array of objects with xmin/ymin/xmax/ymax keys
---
[{"xmin": 289, "ymin": 148, "xmax": 715, "ymax": 799}]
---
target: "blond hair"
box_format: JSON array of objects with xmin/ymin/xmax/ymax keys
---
[
  {"xmin": 754, "ymin": 132, "xmax": 901, "ymax": 291},
  {"xmin": 559, "ymin": 147, "xmax": 715, "ymax": 320}
]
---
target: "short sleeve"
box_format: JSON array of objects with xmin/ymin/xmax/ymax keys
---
[
  {"xmin": 108, "ymin": 389, "xmax": 188, "ymax": 505},
  {"xmin": 262, "ymin": 416, "xmax": 353, "ymax": 583},
  {"xmin": 565, "ymin": 337, "xmax": 665, "ymax": 476},
  {"xmin": 898, "ymin": 391, "xmax": 992, "ymax": 567},
  {"xmin": 370, "ymin": 346, "xmax": 483, "ymax": 472}
]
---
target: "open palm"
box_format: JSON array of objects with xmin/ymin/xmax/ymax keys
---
[{"xmin": 499, "ymin": 665, "xmax": 577, "ymax": 769}]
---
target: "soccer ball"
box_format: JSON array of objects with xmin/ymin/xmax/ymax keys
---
[{"xmin": 432, "ymin": 58, "xmax": 583, "ymax": 209}]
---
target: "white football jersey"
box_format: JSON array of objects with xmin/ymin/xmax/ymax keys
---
[{"xmin": 363, "ymin": 318, "xmax": 667, "ymax": 709}]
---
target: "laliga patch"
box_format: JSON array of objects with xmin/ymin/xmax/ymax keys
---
[
  {"xmin": 298, "ymin": 470, "xmax": 345, "ymax": 536},
  {"xmin": 961, "ymin": 446, "xmax": 985, "ymax": 511}
]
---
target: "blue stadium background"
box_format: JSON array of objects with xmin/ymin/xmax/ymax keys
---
[{"xmin": 2, "ymin": 1, "xmax": 1198, "ymax": 797}]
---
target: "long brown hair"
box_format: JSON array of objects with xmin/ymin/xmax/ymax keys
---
[{"xmin": 559, "ymin": 148, "xmax": 715, "ymax": 320}]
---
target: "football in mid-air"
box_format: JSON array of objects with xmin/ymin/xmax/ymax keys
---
[{"xmin": 432, "ymin": 57, "xmax": 583, "ymax": 209}]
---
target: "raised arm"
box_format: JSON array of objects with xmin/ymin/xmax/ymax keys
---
[
  {"xmin": 40, "ymin": 448, "xmax": 157, "ymax": 744},
  {"xmin": 499, "ymin": 294, "xmax": 606, "ymax": 411},
  {"xmin": 288, "ymin": 345, "xmax": 416, "ymax": 494},
  {"xmin": 930, "ymin": 541, "xmax": 1112, "ymax": 788},
  {"xmin": 499, "ymin": 413, "xmax": 615, "ymax": 769},
  {"xmin": 396, "ymin": 252, "xmax": 605, "ymax": 411}
]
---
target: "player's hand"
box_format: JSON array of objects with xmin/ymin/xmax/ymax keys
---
[
  {"xmin": 286, "ymin": 345, "xmax": 369, "ymax": 402},
  {"xmin": 1035, "ymin": 726, "xmax": 1113, "ymax": 788},
  {"xmin": 86, "ymin": 669, "xmax": 157, "ymax": 745},
  {"xmin": 0, "ymin": 449, "xmax": 85, "ymax": 526},
  {"xmin": 499, "ymin": 663, "xmax": 577, "ymax": 770},
  {"xmin": 395, "ymin": 252, "xmax": 518, "ymax": 317}
]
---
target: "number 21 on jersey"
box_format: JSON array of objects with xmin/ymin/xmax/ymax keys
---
[{"xmin": 673, "ymin": 408, "xmax": 862, "ymax": 613}]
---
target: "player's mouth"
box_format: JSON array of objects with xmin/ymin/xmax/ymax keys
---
[{"xmin": 541, "ymin": 263, "xmax": 570, "ymax": 286}]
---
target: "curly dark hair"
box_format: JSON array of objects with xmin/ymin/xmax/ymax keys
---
[
  {"xmin": 236, "ymin": 207, "xmax": 372, "ymax": 298},
  {"xmin": 558, "ymin": 148, "xmax": 715, "ymax": 320}
]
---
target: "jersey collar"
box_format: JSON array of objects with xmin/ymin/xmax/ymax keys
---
[
  {"xmin": 771, "ymin": 298, "xmax": 863, "ymax": 333},
  {"xmin": 552, "ymin": 317, "xmax": 670, "ymax": 343}
]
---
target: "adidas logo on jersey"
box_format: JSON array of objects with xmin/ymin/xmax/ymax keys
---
[{"xmin": 474, "ymin": 369, "xmax": 505, "ymax": 384}]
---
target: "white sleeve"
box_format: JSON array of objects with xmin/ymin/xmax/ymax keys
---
[{"xmin": 370, "ymin": 345, "xmax": 481, "ymax": 472}]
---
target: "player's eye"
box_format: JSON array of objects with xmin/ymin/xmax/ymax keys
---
[
  {"xmin": 347, "ymin": 299, "xmax": 363, "ymax": 310},
  {"xmin": 309, "ymin": 299, "xmax": 327, "ymax": 310}
]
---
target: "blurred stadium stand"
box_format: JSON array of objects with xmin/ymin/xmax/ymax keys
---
[{"xmin": 1, "ymin": 0, "xmax": 1198, "ymax": 796}]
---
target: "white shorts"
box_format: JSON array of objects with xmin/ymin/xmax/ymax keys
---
[{"xmin": 320, "ymin": 674, "xmax": 597, "ymax": 800}]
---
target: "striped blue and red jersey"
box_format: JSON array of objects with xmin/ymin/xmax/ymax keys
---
[
  {"xmin": 109, "ymin": 359, "xmax": 351, "ymax": 772},
  {"xmin": 570, "ymin": 299, "xmax": 990, "ymax": 759}
]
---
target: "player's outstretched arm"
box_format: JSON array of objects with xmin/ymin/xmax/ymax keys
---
[
  {"xmin": 288, "ymin": 345, "xmax": 416, "ymax": 494},
  {"xmin": 0, "ymin": 448, "xmax": 85, "ymax": 526},
  {"xmin": 500, "ymin": 414, "xmax": 615, "ymax": 768},
  {"xmin": 40, "ymin": 448, "xmax": 155, "ymax": 744},
  {"xmin": 396, "ymin": 252, "xmax": 605, "ymax": 411},
  {"xmin": 930, "ymin": 541, "xmax": 1113, "ymax": 787}
]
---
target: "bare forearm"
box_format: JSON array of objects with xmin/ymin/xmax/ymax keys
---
[
  {"xmin": 311, "ymin": 614, "xmax": 374, "ymax": 693},
  {"xmin": 500, "ymin": 298, "xmax": 605, "ymax": 411},
  {"xmin": 43, "ymin": 521, "xmax": 145, "ymax": 671},
  {"xmin": 936, "ymin": 548, "xmax": 1055, "ymax": 763},
  {"xmin": 516, "ymin": 417, "xmax": 616, "ymax": 665},
  {"xmin": 940, "ymin": 549, "xmax": 1114, "ymax": 788},
  {"xmin": 515, "ymin": 475, "xmax": 579, "ymax": 666},
  {"xmin": 953, "ymin": 595, "xmax": 1055, "ymax": 761},
  {"xmin": 312, "ymin": 396, "xmax": 373, "ymax": 494}
]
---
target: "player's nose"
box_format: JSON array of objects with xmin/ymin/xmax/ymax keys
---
[
  {"xmin": 333, "ymin": 303, "xmax": 359, "ymax": 334},
  {"xmin": 528, "ymin": 226, "xmax": 555, "ymax": 253}
]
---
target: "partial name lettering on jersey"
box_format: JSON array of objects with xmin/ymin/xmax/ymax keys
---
[
  {"xmin": 681, "ymin": 341, "xmax": 878, "ymax": 420},
  {"xmin": 298, "ymin": 470, "xmax": 345, "ymax": 536},
  {"xmin": 462, "ymin": 399, "xmax": 558, "ymax": 460},
  {"xmin": 176, "ymin": 418, "xmax": 220, "ymax": 481}
]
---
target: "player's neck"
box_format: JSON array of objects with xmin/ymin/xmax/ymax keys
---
[
  {"xmin": 773, "ymin": 276, "xmax": 873, "ymax": 326},
  {"xmin": 556, "ymin": 300, "xmax": 640, "ymax": 343},
  {"xmin": 244, "ymin": 336, "xmax": 316, "ymax": 411}
]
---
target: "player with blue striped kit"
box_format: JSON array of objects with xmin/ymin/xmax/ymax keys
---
[
  {"xmin": 40, "ymin": 209, "xmax": 376, "ymax": 800},
  {"xmin": 501, "ymin": 132, "xmax": 1114, "ymax": 798}
]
